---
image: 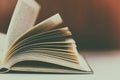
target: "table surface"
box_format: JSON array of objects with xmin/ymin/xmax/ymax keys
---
[{"xmin": 0, "ymin": 50, "xmax": 120, "ymax": 80}]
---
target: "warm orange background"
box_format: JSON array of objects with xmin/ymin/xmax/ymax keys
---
[{"xmin": 1, "ymin": 0, "xmax": 120, "ymax": 50}]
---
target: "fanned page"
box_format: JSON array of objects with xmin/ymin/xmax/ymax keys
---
[
  {"xmin": 4, "ymin": 13, "xmax": 63, "ymax": 61},
  {"xmin": 0, "ymin": 0, "xmax": 92, "ymax": 72},
  {"xmin": 0, "ymin": 14, "xmax": 92, "ymax": 73},
  {"xmin": 3, "ymin": 0, "xmax": 40, "ymax": 59}
]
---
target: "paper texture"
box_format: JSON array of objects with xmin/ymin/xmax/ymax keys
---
[
  {"xmin": 0, "ymin": 33, "xmax": 6, "ymax": 61},
  {"xmin": 7, "ymin": 0, "xmax": 40, "ymax": 47},
  {"xmin": 3, "ymin": 0, "xmax": 40, "ymax": 57}
]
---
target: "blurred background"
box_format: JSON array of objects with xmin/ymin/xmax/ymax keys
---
[{"xmin": 0, "ymin": 0, "xmax": 120, "ymax": 51}]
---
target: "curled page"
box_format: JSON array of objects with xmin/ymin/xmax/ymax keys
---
[
  {"xmin": 3, "ymin": 0, "xmax": 40, "ymax": 58},
  {"xmin": 6, "ymin": 0, "xmax": 40, "ymax": 48}
]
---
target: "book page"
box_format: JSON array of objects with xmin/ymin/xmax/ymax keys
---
[
  {"xmin": 3, "ymin": 26, "xmax": 91, "ymax": 72},
  {"xmin": 3, "ymin": 0, "xmax": 40, "ymax": 57},
  {"xmin": 4, "ymin": 14, "xmax": 63, "ymax": 61},
  {"xmin": 0, "ymin": 33, "xmax": 6, "ymax": 62}
]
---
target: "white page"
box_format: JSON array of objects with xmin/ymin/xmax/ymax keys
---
[
  {"xmin": 3, "ymin": 0, "xmax": 40, "ymax": 58},
  {"xmin": 3, "ymin": 14, "xmax": 63, "ymax": 63},
  {"xmin": 0, "ymin": 33, "xmax": 6, "ymax": 61}
]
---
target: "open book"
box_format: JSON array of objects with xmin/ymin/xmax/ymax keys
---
[{"xmin": 0, "ymin": 0, "xmax": 92, "ymax": 73}]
